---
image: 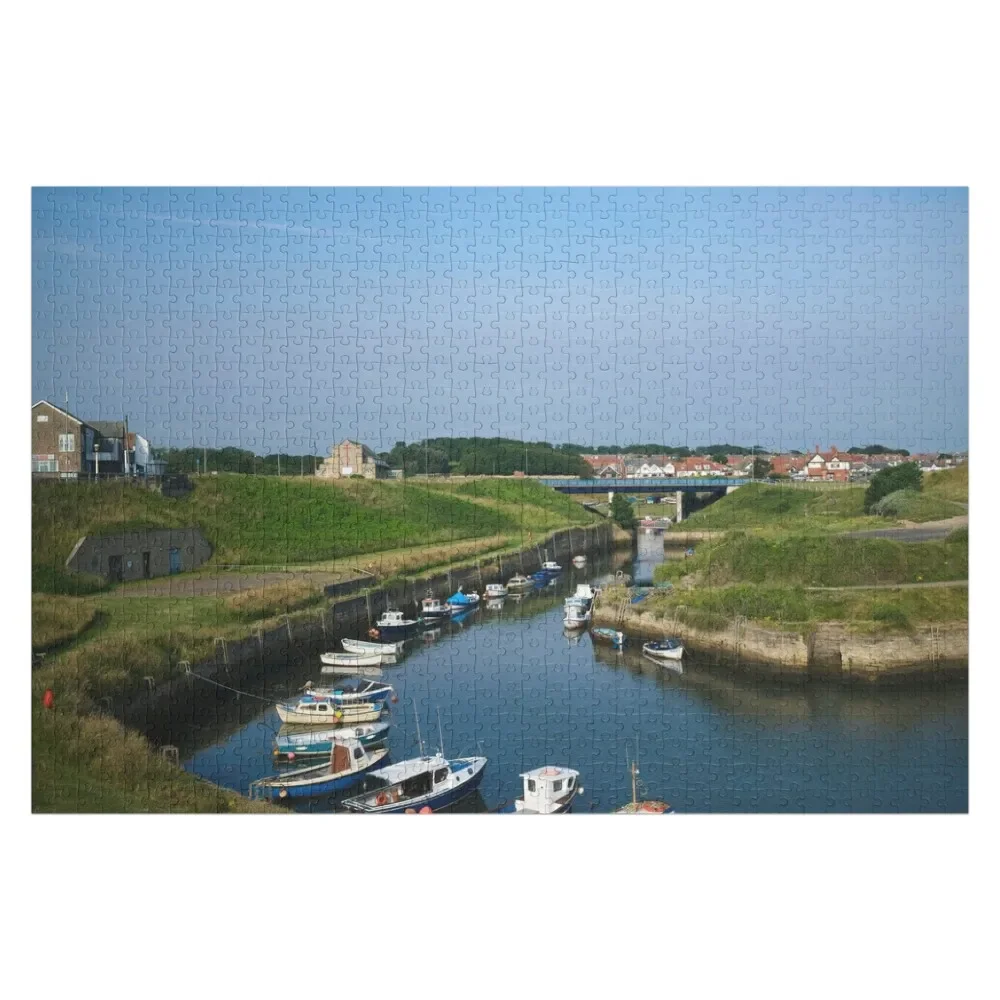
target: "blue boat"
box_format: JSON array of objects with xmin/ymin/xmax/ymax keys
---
[
  {"xmin": 249, "ymin": 739, "xmax": 390, "ymax": 801},
  {"xmin": 341, "ymin": 754, "xmax": 487, "ymax": 814},
  {"xmin": 446, "ymin": 587, "xmax": 480, "ymax": 612},
  {"xmin": 304, "ymin": 678, "xmax": 395, "ymax": 706},
  {"xmin": 273, "ymin": 721, "xmax": 391, "ymax": 760}
]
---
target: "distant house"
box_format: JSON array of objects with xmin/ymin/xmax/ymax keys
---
[
  {"xmin": 316, "ymin": 439, "xmax": 389, "ymax": 480},
  {"xmin": 32, "ymin": 400, "xmax": 88, "ymax": 477},
  {"xmin": 674, "ymin": 457, "xmax": 728, "ymax": 477},
  {"xmin": 582, "ymin": 454, "xmax": 625, "ymax": 478},
  {"xmin": 805, "ymin": 445, "xmax": 851, "ymax": 482},
  {"xmin": 625, "ymin": 457, "xmax": 676, "ymax": 478}
]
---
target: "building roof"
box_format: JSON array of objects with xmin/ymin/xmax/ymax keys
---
[{"xmin": 32, "ymin": 399, "xmax": 82, "ymax": 425}]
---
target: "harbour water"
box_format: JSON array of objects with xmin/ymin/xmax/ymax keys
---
[{"xmin": 178, "ymin": 532, "xmax": 968, "ymax": 813}]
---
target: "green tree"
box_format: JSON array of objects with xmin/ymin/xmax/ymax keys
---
[
  {"xmin": 751, "ymin": 457, "xmax": 771, "ymax": 479},
  {"xmin": 610, "ymin": 493, "xmax": 636, "ymax": 530},
  {"xmin": 864, "ymin": 462, "xmax": 923, "ymax": 512},
  {"xmin": 710, "ymin": 452, "xmax": 728, "ymax": 465}
]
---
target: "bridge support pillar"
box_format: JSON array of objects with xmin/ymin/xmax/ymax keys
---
[
  {"xmin": 726, "ymin": 485, "xmax": 738, "ymax": 494},
  {"xmin": 674, "ymin": 491, "xmax": 683, "ymax": 523}
]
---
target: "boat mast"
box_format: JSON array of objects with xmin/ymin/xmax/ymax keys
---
[
  {"xmin": 631, "ymin": 761, "xmax": 638, "ymax": 807},
  {"xmin": 437, "ymin": 707, "xmax": 445, "ymax": 757},
  {"xmin": 413, "ymin": 699, "xmax": 425, "ymax": 756}
]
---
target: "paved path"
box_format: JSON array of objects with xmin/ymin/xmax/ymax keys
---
[
  {"xmin": 119, "ymin": 569, "xmax": 368, "ymax": 598},
  {"xmin": 804, "ymin": 580, "xmax": 967, "ymax": 592},
  {"xmin": 843, "ymin": 515, "xmax": 967, "ymax": 542}
]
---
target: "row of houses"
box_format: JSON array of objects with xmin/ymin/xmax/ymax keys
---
[
  {"xmin": 31, "ymin": 400, "xmax": 164, "ymax": 478},
  {"xmin": 582, "ymin": 446, "xmax": 964, "ymax": 483}
]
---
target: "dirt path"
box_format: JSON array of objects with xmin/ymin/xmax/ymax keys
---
[
  {"xmin": 803, "ymin": 580, "xmax": 968, "ymax": 592},
  {"xmin": 119, "ymin": 569, "xmax": 368, "ymax": 598},
  {"xmin": 843, "ymin": 515, "xmax": 967, "ymax": 541}
]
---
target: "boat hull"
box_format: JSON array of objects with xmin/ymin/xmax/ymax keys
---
[
  {"xmin": 341, "ymin": 638, "xmax": 403, "ymax": 655},
  {"xmin": 642, "ymin": 643, "xmax": 684, "ymax": 661},
  {"xmin": 273, "ymin": 723, "xmax": 391, "ymax": 759},
  {"xmin": 590, "ymin": 628, "xmax": 624, "ymax": 649},
  {"xmin": 320, "ymin": 652, "xmax": 385, "ymax": 668},
  {"xmin": 251, "ymin": 747, "xmax": 390, "ymax": 801},
  {"xmin": 276, "ymin": 703, "xmax": 384, "ymax": 725},
  {"xmin": 343, "ymin": 758, "xmax": 486, "ymax": 814}
]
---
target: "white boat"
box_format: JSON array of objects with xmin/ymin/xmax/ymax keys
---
[
  {"xmin": 302, "ymin": 678, "xmax": 395, "ymax": 705},
  {"xmin": 540, "ymin": 560, "xmax": 561, "ymax": 573},
  {"xmin": 572, "ymin": 555, "xmax": 587, "ymax": 568},
  {"xmin": 507, "ymin": 574, "xmax": 533, "ymax": 591},
  {"xmin": 641, "ymin": 638, "xmax": 684, "ymax": 661},
  {"xmin": 320, "ymin": 651, "xmax": 386, "ymax": 669},
  {"xmin": 341, "ymin": 638, "xmax": 403, "ymax": 655},
  {"xmin": 369, "ymin": 608, "xmax": 421, "ymax": 640},
  {"xmin": 276, "ymin": 697, "xmax": 384, "ymax": 726},
  {"xmin": 511, "ymin": 766, "xmax": 581, "ymax": 814},
  {"xmin": 565, "ymin": 583, "xmax": 599, "ymax": 608},
  {"xmin": 563, "ymin": 604, "xmax": 591, "ymax": 629},
  {"xmin": 419, "ymin": 594, "xmax": 451, "ymax": 620},
  {"xmin": 485, "ymin": 582, "xmax": 508, "ymax": 598}
]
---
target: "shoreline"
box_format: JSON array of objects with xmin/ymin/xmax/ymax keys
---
[{"xmin": 591, "ymin": 598, "xmax": 967, "ymax": 682}]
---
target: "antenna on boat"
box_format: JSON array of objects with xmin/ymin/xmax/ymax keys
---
[
  {"xmin": 413, "ymin": 699, "xmax": 425, "ymax": 757},
  {"xmin": 436, "ymin": 707, "xmax": 445, "ymax": 757}
]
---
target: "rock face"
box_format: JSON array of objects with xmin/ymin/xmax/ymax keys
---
[{"xmin": 592, "ymin": 604, "xmax": 967, "ymax": 681}]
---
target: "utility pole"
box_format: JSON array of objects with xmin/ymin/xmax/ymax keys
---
[
  {"xmin": 277, "ymin": 454, "xmax": 281, "ymax": 477},
  {"xmin": 203, "ymin": 446, "xmax": 208, "ymax": 476}
]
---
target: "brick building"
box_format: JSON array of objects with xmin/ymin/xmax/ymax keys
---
[{"xmin": 316, "ymin": 439, "xmax": 389, "ymax": 479}]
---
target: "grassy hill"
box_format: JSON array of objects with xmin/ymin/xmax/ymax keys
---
[
  {"xmin": 33, "ymin": 475, "xmax": 595, "ymax": 593},
  {"xmin": 656, "ymin": 530, "xmax": 968, "ymax": 589}
]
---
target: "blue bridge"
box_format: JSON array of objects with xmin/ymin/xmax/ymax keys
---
[{"xmin": 535, "ymin": 477, "xmax": 749, "ymax": 494}]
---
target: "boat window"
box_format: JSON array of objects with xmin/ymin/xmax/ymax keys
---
[
  {"xmin": 433, "ymin": 767, "xmax": 449, "ymax": 784},
  {"xmin": 353, "ymin": 746, "xmax": 364, "ymax": 760},
  {"xmin": 567, "ymin": 777, "xmax": 574, "ymax": 789},
  {"xmin": 317, "ymin": 704, "xmax": 328, "ymax": 712},
  {"xmin": 527, "ymin": 779, "xmax": 536, "ymax": 793},
  {"xmin": 552, "ymin": 780, "xmax": 563, "ymax": 793}
]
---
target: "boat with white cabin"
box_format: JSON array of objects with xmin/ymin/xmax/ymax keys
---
[
  {"xmin": 506, "ymin": 574, "xmax": 533, "ymax": 592},
  {"xmin": 511, "ymin": 766, "xmax": 582, "ymax": 814},
  {"xmin": 419, "ymin": 593, "xmax": 452, "ymax": 621},
  {"xmin": 369, "ymin": 608, "xmax": 422, "ymax": 640},
  {"xmin": 563, "ymin": 603, "xmax": 591, "ymax": 629},
  {"xmin": 485, "ymin": 582, "xmax": 507, "ymax": 599}
]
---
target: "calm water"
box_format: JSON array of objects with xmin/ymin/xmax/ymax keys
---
[{"xmin": 180, "ymin": 533, "xmax": 968, "ymax": 812}]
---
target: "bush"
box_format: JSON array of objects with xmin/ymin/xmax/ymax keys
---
[
  {"xmin": 864, "ymin": 462, "xmax": 922, "ymax": 512},
  {"xmin": 871, "ymin": 489, "xmax": 918, "ymax": 517}
]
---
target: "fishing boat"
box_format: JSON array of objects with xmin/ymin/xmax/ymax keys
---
[
  {"xmin": 341, "ymin": 706, "xmax": 486, "ymax": 814},
  {"xmin": 614, "ymin": 760, "xmax": 673, "ymax": 814},
  {"xmin": 565, "ymin": 583, "xmax": 599, "ymax": 607},
  {"xmin": 641, "ymin": 638, "xmax": 684, "ymax": 661},
  {"xmin": 590, "ymin": 627, "xmax": 625, "ymax": 649},
  {"xmin": 419, "ymin": 593, "xmax": 452, "ymax": 621},
  {"xmin": 302, "ymin": 678, "xmax": 395, "ymax": 705},
  {"xmin": 485, "ymin": 582, "xmax": 507, "ymax": 599},
  {"xmin": 572, "ymin": 555, "xmax": 587, "ymax": 568},
  {"xmin": 273, "ymin": 721, "xmax": 391, "ymax": 760},
  {"xmin": 320, "ymin": 651, "xmax": 387, "ymax": 669},
  {"xmin": 563, "ymin": 605, "xmax": 591, "ymax": 629},
  {"xmin": 275, "ymin": 695, "xmax": 384, "ymax": 726},
  {"xmin": 369, "ymin": 608, "xmax": 421, "ymax": 640},
  {"xmin": 510, "ymin": 766, "xmax": 581, "ymax": 814},
  {"xmin": 446, "ymin": 587, "xmax": 480, "ymax": 612},
  {"xmin": 506, "ymin": 574, "xmax": 533, "ymax": 591},
  {"xmin": 341, "ymin": 638, "xmax": 403, "ymax": 655},
  {"xmin": 540, "ymin": 560, "xmax": 562, "ymax": 573},
  {"xmin": 250, "ymin": 738, "xmax": 389, "ymax": 801}
]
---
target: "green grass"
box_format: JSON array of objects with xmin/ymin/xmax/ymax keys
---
[
  {"xmin": 32, "ymin": 706, "xmax": 273, "ymax": 813},
  {"xmin": 654, "ymin": 531, "xmax": 968, "ymax": 588},
  {"xmin": 32, "ymin": 595, "xmax": 100, "ymax": 653},
  {"xmin": 637, "ymin": 583, "xmax": 968, "ymax": 633},
  {"xmin": 676, "ymin": 482, "xmax": 886, "ymax": 533},
  {"xmin": 33, "ymin": 475, "xmax": 595, "ymax": 591},
  {"xmin": 923, "ymin": 463, "xmax": 968, "ymax": 503}
]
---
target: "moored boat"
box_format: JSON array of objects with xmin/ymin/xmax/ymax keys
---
[
  {"xmin": 506, "ymin": 574, "xmax": 533, "ymax": 591},
  {"xmin": 369, "ymin": 608, "xmax": 422, "ymax": 640},
  {"xmin": 446, "ymin": 587, "xmax": 480, "ymax": 611},
  {"xmin": 642, "ymin": 638, "xmax": 684, "ymax": 661},
  {"xmin": 273, "ymin": 721, "xmax": 391, "ymax": 760},
  {"xmin": 419, "ymin": 593, "xmax": 452, "ymax": 621},
  {"xmin": 302, "ymin": 678, "xmax": 395, "ymax": 705},
  {"xmin": 572, "ymin": 555, "xmax": 587, "ymax": 568},
  {"xmin": 341, "ymin": 753, "xmax": 487, "ymax": 813},
  {"xmin": 250, "ymin": 738, "xmax": 389, "ymax": 801},
  {"xmin": 320, "ymin": 651, "xmax": 388, "ymax": 669},
  {"xmin": 614, "ymin": 760, "xmax": 673, "ymax": 814},
  {"xmin": 590, "ymin": 627, "xmax": 624, "ymax": 649},
  {"xmin": 510, "ymin": 766, "xmax": 581, "ymax": 814},
  {"xmin": 485, "ymin": 582, "xmax": 508, "ymax": 599},
  {"xmin": 341, "ymin": 638, "xmax": 403, "ymax": 655},
  {"xmin": 275, "ymin": 696, "xmax": 384, "ymax": 726}
]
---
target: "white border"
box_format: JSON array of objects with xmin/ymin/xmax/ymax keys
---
[{"xmin": 3, "ymin": 3, "xmax": 995, "ymax": 997}]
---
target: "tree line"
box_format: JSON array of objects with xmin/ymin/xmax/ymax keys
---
[{"xmin": 155, "ymin": 447, "xmax": 324, "ymax": 475}]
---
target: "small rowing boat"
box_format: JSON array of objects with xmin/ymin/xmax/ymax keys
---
[
  {"xmin": 642, "ymin": 638, "xmax": 684, "ymax": 661},
  {"xmin": 320, "ymin": 651, "xmax": 386, "ymax": 669},
  {"xmin": 341, "ymin": 638, "xmax": 403, "ymax": 655},
  {"xmin": 590, "ymin": 627, "xmax": 624, "ymax": 649}
]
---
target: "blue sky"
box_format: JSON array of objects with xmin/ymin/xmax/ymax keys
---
[{"xmin": 31, "ymin": 187, "xmax": 968, "ymax": 455}]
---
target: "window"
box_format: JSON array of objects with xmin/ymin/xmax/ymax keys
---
[
  {"xmin": 32, "ymin": 459, "xmax": 58, "ymax": 473},
  {"xmin": 353, "ymin": 746, "xmax": 364, "ymax": 760},
  {"xmin": 552, "ymin": 780, "xmax": 563, "ymax": 793},
  {"xmin": 433, "ymin": 767, "xmax": 448, "ymax": 783},
  {"xmin": 567, "ymin": 777, "xmax": 574, "ymax": 789},
  {"xmin": 58, "ymin": 433, "xmax": 75, "ymax": 452},
  {"xmin": 36, "ymin": 414, "xmax": 49, "ymax": 422},
  {"xmin": 527, "ymin": 779, "xmax": 536, "ymax": 793}
]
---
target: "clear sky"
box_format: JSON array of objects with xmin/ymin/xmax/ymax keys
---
[{"xmin": 32, "ymin": 187, "xmax": 968, "ymax": 455}]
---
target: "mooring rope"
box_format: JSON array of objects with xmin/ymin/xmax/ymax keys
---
[{"xmin": 183, "ymin": 665, "xmax": 275, "ymax": 704}]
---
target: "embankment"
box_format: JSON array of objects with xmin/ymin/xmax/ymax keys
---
[
  {"xmin": 121, "ymin": 522, "xmax": 611, "ymax": 731},
  {"xmin": 591, "ymin": 600, "xmax": 967, "ymax": 682}
]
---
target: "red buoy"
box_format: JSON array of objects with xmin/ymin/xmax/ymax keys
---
[
  {"xmin": 42, "ymin": 689, "xmax": 54, "ymax": 710},
  {"xmin": 419, "ymin": 806, "xmax": 433, "ymax": 814}
]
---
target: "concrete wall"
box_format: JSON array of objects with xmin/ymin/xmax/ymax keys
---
[{"xmin": 66, "ymin": 527, "xmax": 212, "ymax": 582}]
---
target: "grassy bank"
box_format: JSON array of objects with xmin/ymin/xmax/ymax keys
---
[
  {"xmin": 33, "ymin": 475, "xmax": 596, "ymax": 593},
  {"xmin": 655, "ymin": 531, "xmax": 968, "ymax": 589}
]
